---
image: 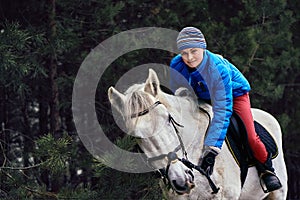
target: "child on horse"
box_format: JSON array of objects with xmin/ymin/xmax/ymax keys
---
[{"xmin": 170, "ymin": 26, "xmax": 282, "ymax": 192}]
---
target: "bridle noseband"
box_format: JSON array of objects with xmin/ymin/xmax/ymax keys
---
[{"xmin": 131, "ymin": 100, "xmax": 220, "ymax": 194}]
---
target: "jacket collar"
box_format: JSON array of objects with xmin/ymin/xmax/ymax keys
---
[{"xmin": 197, "ymin": 50, "xmax": 208, "ymax": 71}]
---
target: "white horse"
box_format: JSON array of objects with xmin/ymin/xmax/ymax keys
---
[{"xmin": 108, "ymin": 69, "xmax": 288, "ymax": 199}]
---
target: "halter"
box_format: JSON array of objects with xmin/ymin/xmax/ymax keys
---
[{"xmin": 131, "ymin": 100, "xmax": 219, "ymax": 194}]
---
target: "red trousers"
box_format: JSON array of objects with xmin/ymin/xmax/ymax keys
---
[{"xmin": 233, "ymin": 93, "xmax": 268, "ymax": 163}]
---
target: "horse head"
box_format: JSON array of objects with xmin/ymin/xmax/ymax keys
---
[{"xmin": 108, "ymin": 69, "xmax": 200, "ymax": 194}]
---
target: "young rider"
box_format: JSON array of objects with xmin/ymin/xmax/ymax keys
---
[{"xmin": 170, "ymin": 26, "xmax": 282, "ymax": 192}]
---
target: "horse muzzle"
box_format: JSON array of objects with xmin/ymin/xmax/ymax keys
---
[
  {"xmin": 170, "ymin": 169, "xmax": 195, "ymax": 195},
  {"xmin": 172, "ymin": 179, "xmax": 195, "ymax": 195}
]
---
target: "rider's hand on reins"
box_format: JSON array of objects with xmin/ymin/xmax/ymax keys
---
[{"xmin": 198, "ymin": 146, "xmax": 220, "ymax": 176}]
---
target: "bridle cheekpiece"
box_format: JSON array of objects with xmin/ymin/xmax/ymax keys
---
[{"xmin": 130, "ymin": 100, "xmax": 219, "ymax": 194}]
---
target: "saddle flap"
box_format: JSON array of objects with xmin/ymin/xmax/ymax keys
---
[{"xmin": 225, "ymin": 112, "xmax": 279, "ymax": 186}]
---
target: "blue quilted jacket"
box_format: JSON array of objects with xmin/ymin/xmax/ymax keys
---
[{"xmin": 170, "ymin": 50, "xmax": 251, "ymax": 148}]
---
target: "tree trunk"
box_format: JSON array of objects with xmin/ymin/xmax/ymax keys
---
[
  {"xmin": 0, "ymin": 85, "xmax": 8, "ymax": 190},
  {"xmin": 38, "ymin": 84, "xmax": 49, "ymax": 135},
  {"xmin": 21, "ymin": 98, "xmax": 32, "ymax": 179},
  {"xmin": 46, "ymin": 0, "xmax": 63, "ymax": 193},
  {"xmin": 49, "ymin": 0, "xmax": 60, "ymax": 136}
]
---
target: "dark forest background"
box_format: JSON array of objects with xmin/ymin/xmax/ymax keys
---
[{"xmin": 0, "ymin": 0, "xmax": 299, "ymax": 199}]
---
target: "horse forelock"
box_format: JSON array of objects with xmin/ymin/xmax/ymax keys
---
[
  {"xmin": 125, "ymin": 91, "xmax": 153, "ymax": 116},
  {"xmin": 123, "ymin": 84, "xmax": 158, "ymax": 130}
]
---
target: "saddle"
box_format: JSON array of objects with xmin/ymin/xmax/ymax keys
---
[{"xmin": 225, "ymin": 112, "xmax": 279, "ymax": 186}]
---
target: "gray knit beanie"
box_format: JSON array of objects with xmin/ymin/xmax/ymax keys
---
[{"xmin": 176, "ymin": 27, "xmax": 207, "ymax": 51}]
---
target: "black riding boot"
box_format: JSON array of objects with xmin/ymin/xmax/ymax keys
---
[{"xmin": 255, "ymin": 154, "xmax": 282, "ymax": 193}]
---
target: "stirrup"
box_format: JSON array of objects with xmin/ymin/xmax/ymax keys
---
[{"xmin": 259, "ymin": 170, "xmax": 282, "ymax": 193}]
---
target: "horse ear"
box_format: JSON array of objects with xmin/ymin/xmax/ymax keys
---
[
  {"xmin": 144, "ymin": 68, "xmax": 161, "ymax": 97},
  {"xmin": 108, "ymin": 86, "xmax": 125, "ymax": 114}
]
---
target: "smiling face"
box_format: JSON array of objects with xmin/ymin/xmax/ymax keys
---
[{"xmin": 180, "ymin": 48, "xmax": 204, "ymax": 69}]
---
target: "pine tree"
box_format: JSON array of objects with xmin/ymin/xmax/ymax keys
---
[{"xmin": 0, "ymin": 0, "xmax": 299, "ymax": 199}]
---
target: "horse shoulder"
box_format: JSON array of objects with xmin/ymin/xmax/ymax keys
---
[{"xmin": 217, "ymin": 144, "xmax": 242, "ymax": 199}]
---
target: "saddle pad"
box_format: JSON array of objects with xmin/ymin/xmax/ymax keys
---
[{"xmin": 254, "ymin": 121, "xmax": 279, "ymax": 160}]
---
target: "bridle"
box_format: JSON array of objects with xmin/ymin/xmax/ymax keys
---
[{"xmin": 130, "ymin": 100, "xmax": 220, "ymax": 194}]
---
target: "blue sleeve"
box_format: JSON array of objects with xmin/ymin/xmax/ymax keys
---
[{"xmin": 203, "ymin": 64, "xmax": 233, "ymax": 149}]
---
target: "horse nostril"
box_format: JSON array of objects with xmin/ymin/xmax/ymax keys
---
[
  {"xmin": 189, "ymin": 181, "xmax": 195, "ymax": 189},
  {"xmin": 172, "ymin": 179, "xmax": 195, "ymax": 195}
]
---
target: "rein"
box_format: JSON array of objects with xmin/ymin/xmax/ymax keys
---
[{"xmin": 131, "ymin": 100, "xmax": 219, "ymax": 194}]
